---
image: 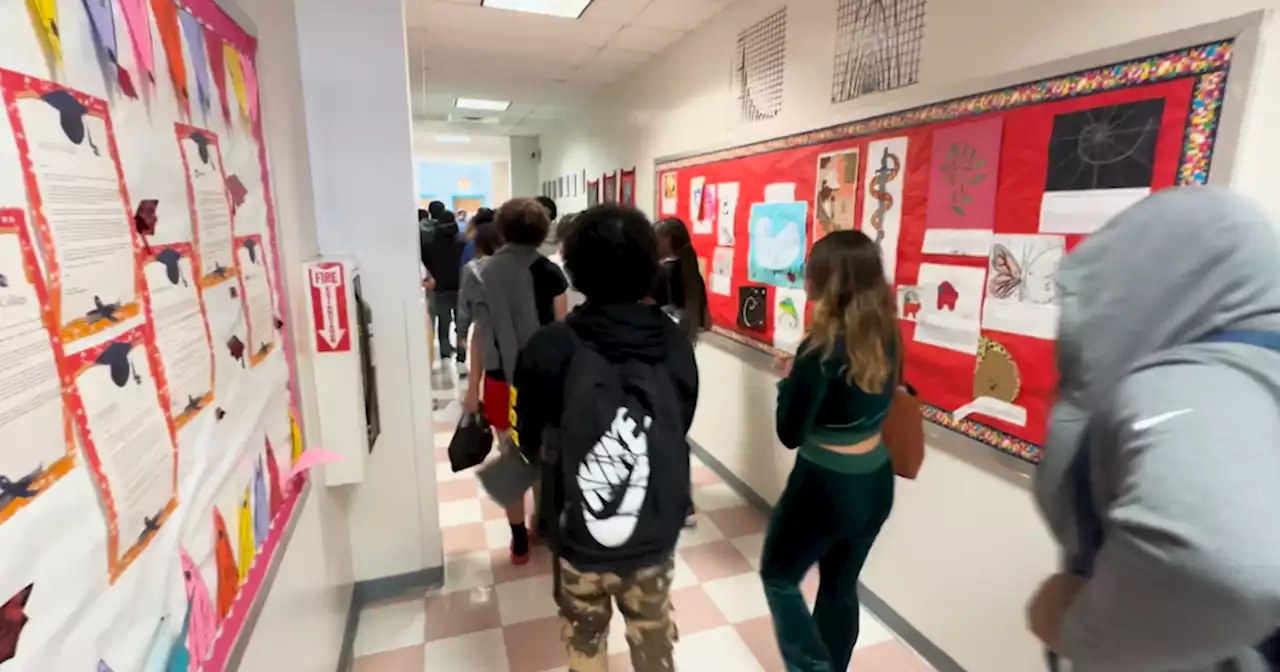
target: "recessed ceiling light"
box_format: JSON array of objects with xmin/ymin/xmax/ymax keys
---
[
  {"xmin": 455, "ymin": 97, "xmax": 512, "ymax": 112},
  {"xmin": 481, "ymin": 0, "xmax": 594, "ymax": 20},
  {"xmin": 435, "ymin": 134, "xmax": 471, "ymax": 144}
]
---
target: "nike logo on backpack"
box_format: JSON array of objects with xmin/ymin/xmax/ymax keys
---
[
  {"xmin": 578, "ymin": 407, "xmax": 652, "ymax": 549},
  {"xmin": 1132, "ymin": 409, "xmax": 1193, "ymax": 432}
]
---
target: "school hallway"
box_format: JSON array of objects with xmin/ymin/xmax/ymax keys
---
[{"xmin": 346, "ymin": 363, "xmax": 936, "ymax": 672}]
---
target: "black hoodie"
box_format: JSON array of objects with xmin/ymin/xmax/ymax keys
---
[
  {"xmin": 511, "ymin": 303, "xmax": 699, "ymax": 566},
  {"xmin": 420, "ymin": 221, "xmax": 466, "ymax": 292}
]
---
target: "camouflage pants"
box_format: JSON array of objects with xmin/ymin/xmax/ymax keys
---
[{"xmin": 558, "ymin": 557, "xmax": 677, "ymax": 672}]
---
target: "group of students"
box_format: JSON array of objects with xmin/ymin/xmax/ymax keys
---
[{"xmin": 424, "ymin": 187, "xmax": 1280, "ymax": 672}]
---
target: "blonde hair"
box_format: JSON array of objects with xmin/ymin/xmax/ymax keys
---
[{"xmin": 803, "ymin": 231, "xmax": 897, "ymax": 392}]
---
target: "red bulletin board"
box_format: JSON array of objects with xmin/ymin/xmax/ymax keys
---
[{"xmin": 654, "ymin": 42, "xmax": 1233, "ymax": 463}]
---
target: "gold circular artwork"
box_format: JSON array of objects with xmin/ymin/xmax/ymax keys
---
[{"xmin": 973, "ymin": 336, "xmax": 1020, "ymax": 402}]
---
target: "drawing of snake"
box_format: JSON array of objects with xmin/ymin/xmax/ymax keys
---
[{"xmin": 869, "ymin": 147, "xmax": 901, "ymax": 245}]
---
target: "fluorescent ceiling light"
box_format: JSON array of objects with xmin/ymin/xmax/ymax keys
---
[
  {"xmin": 455, "ymin": 97, "xmax": 511, "ymax": 112},
  {"xmin": 481, "ymin": 0, "xmax": 593, "ymax": 20},
  {"xmin": 435, "ymin": 134, "xmax": 471, "ymax": 144}
]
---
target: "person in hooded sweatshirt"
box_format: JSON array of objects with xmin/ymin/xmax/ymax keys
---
[
  {"xmin": 1030, "ymin": 187, "xmax": 1280, "ymax": 672},
  {"xmin": 509, "ymin": 203, "xmax": 698, "ymax": 670},
  {"xmin": 421, "ymin": 210, "xmax": 467, "ymax": 372}
]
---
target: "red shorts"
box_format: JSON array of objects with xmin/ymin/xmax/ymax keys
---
[{"xmin": 483, "ymin": 375, "xmax": 511, "ymax": 430}]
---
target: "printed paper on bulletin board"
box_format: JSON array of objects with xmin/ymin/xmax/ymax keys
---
[
  {"xmin": 653, "ymin": 42, "xmax": 1233, "ymax": 463},
  {"xmin": 0, "ymin": 1, "xmax": 311, "ymax": 670}
]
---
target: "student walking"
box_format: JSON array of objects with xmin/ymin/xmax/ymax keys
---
[
  {"xmin": 760, "ymin": 230, "xmax": 898, "ymax": 672},
  {"xmin": 1029, "ymin": 187, "xmax": 1280, "ymax": 671},
  {"xmin": 466, "ymin": 198, "xmax": 568, "ymax": 564},
  {"xmin": 652, "ymin": 217, "xmax": 710, "ymax": 341},
  {"xmin": 421, "ymin": 210, "xmax": 468, "ymax": 372},
  {"xmin": 457, "ymin": 218, "xmax": 501, "ymax": 381},
  {"xmin": 509, "ymin": 203, "xmax": 698, "ymax": 671}
]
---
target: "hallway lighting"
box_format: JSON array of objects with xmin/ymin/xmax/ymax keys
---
[
  {"xmin": 455, "ymin": 98, "xmax": 512, "ymax": 112},
  {"xmin": 435, "ymin": 134, "xmax": 472, "ymax": 143},
  {"xmin": 481, "ymin": 0, "xmax": 594, "ymax": 19}
]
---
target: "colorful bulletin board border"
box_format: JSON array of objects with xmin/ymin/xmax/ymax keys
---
[
  {"xmin": 0, "ymin": 209, "xmax": 78, "ymax": 526},
  {"xmin": 139, "ymin": 242, "xmax": 217, "ymax": 430},
  {"xmin": 1, "ymin": 70, "xmax": 147, "ymax": 343},
  {"xmin": 63, "ymin": 326, "xmax": 180, "ymax": 582},
  {"xmin": 655, "ymin": 41, "xmax": 1233, "ymax": 464}
]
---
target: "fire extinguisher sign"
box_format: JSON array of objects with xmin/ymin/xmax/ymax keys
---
[{"xmin": 309, "ymin": 263, "xmax": 351, "ymax": 353}]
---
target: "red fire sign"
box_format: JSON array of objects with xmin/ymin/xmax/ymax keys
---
[{"xmin": 309, "ymin": 262, "xmax": 351, "ymax": 353}]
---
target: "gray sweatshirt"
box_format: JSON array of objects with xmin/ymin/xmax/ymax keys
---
[
  {"xmin": 471, "ymin": 244, "xmax": 545, "ymax": 381},
  {"xmin": 1035, "ymin": 187, "xmax": 1280, "ymax": 671}
]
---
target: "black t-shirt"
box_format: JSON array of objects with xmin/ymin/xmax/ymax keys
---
[{"xmin": 485, "ymin": 256, "xmax": 568, "ymax": 382}]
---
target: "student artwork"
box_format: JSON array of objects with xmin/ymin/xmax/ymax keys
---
[
  {"xmin": 660, "ymin": 173, "xmax": 678, "ymax": 215},
  {"xmin": 912, "ymin": 263, "xmax": 987, "ymax": 355},
  {"xmin": 710, "ymin": 247, "xmax": 734, "ymax": 297},
  {"xmin": 701, "ymin": 183, "xmax": 718, "ymax": 226},
  {"xmin": 952, "ymin": 337, "xmax": 1028, "ymax": 427},
  {"xmin": 814, "ymin": 149, "xmax": 859, "ymax": 238},
  {"xmin": 1040, "ymin": 98, "xmax": 1165, "ymax": 234},
  {"xmin": 897, "ymin": 285, "xmax": 921, "ymax": 321},
  {"xmin": 3, "ymin": 75, "xmax": 143, "ymax": 341},
  {"xmin": 602, "ymin": 172, "xmax": 618, "ymax": 204},
  {"xmin": 689, "ymin": 177, "xmax": 708, "ymax": 233},
  {"xmin": 717, "ymin": 183, "xmax": 739, "ymax": 246},
  {"xmin": 238, "ymin": 486, "xmax": 254, "ymax": 579},
  {"xmin": 859, "ymin": 137, "xmax": 909, "ymax": 282},
  {"xmin": 205, "ymin": 26, "xmax": 230, "ymax": 123},
  {"xmin": 175, "ymin": 126, "xmax": 236, "ymax": 286},
  {"xmin": 237, "ymin": 235, "xmax": 276, "ymax": 365},
  {"xmin": 924, "ymin": 118, "xmax": 1003, "ymax": 256},
  {"xmin": 26, "ymin": 0, "xmax": 63, "ymax": 65},
  {"xmin": 831, "ymin": 0, "xmax": 926, "ymax": 103},
  {"xmin": 143, "ymin": 244, "xmax": 215, "ymax": 428},
  {"xmin": 265, "ymin": 442, "xmax": 284, "ymax": 518},
  {"xmin": 586, "ymin": 179, "xmax": 600, "ymax": 207},
  {"xmin": 747, "ymin": 201, "xmax": 808, "ymax": 289},
  {"xmin": 82, "ymin": 0, "xmax": 137, "ymax": 98},
  {"xmin": 119, "ymin": 0, "xmax": 154, "ymax": 83},
  {"xmin": 253, "ymin": 461, "xmax": 270, "ymax": 544},
  {"xmin": 178, "ymin": 10, "xmax": 213, "ymax": 115},
  {"xmin": 772, "ymin": 288, "xmax": 807, "ymax": 353},
  {"xmin": 981, "ymin": 234, "xmax": 1065, "ymax": 340},
  {"xmin": 0, "ymin": 584, "xmax": 33, "ymax": 664},
  {"xmin": 620, "ymin": 168, "xmax": 636, "ymax": 206},
  {"xmin": 178, "ymin": 549, "xmax": 216, "ymax": 667},
  {"xmin": 70, "ymin": 330, "xmax": 179, "ymax": 580},
  {"xmin": 737, "ymin": 286, "xmax": 767, "ymax": 331},
  {"xmin": 151, "ymin": 0, "xmax": 190, "ymax": 115},
  {"xmin": 0, "ymin": 211, "xmax": 75, "ymax": 527}
]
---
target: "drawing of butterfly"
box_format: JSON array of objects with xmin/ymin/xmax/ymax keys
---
[
  {"xmin": 988, "ymin": 242, "xmax": 1064, "ymax": 305},
  {"xmin": 0, "ymin": 584, "xmax": 33, "ymax": 664}
]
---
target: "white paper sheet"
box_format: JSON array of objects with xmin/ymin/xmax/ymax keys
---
[
  {"xmin": 981, "ymin": 234, "xmax": 1065, "ymax": 340},
  {"xmin": 859, "ymin": 137, "xmax": 909, "ymax": 283},
  {"xmin": 75, "ymin": 337, "xmax": 177, "ymax": 560},
  {"xmin": 953, "ymin": 396, "xmax": 1028, "ymax": 426},
  {"xmin": 1038, "ymin": 187, "xmax": 1149, "ymax": 235},
  {"xmin": 180, "ymin": 131, "xmax": 236, "ymax": 280},
  {"xmin": 896, "ymin": 285, "xmax": 921, "ymax": 322},
  {"xmin": 717, "ymin": 182, "xmax": 738, "ymax": 247},
  {"xmin": 772, "ymin": 287, "xmax": 806, "ymax": 353},
  {"xmin": 15, "ymin": 99, "xmax": 137, "ymax": 330},
  {"xmin": 0, "ymin": 231, "xmax": 67, "ymax": 486},
  {"xmin": 764, "ymin": 182, "xmax": 796, "ymax": 202},
  {"xmin": 142, "ymin": 252, "xmax": 213, "ymax": 423},
  {"xmin": 912, "ymin": 263, "xmax": 987, "ymax": 355},
  {"xmin": 921, "ymin": 229, "xmax": 993, "ymax": 257},
  {"xmin": 238, "ymin": 243, "xmax": 275, "ymax": 362},
  {"xmin": 710, "ymin": 247, "xmax": 733, "ymax": 297}
]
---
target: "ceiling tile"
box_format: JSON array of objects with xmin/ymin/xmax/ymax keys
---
[
  {"xmin": 629, "ymin": 0, "xmax": 726, "ymax": 31},
  {"xmin": 591, "ymin": 46, "xmax": 653, "ymax": 68},
  {"xmin": 609, "ymin": 24, "xmax": 684, "ymax": 51},
  {"xmin": 580, "ymin": 0, "xmax": 651, "ymax": 23}
]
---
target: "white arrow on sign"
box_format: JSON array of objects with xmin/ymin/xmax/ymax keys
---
[{"xmin": 311, "ymin": 267, "xmax": 346, "ymax": 349}]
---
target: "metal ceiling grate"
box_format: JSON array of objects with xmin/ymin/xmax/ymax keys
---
[
  {"xmin": 733, "ymin": 7, "xmax": 787, "ymax": 123},
  {"xmin": 831, "ymin": 0, "xmax": 927, "ymax": 103}
]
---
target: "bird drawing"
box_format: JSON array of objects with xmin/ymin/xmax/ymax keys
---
[
  {"xmin": 0, "ymin": 584, "xmax": 34, "ymax": 664},
  {"xmin": 87, "ymin": 295, "xmax": 122, "ymax": 324}
]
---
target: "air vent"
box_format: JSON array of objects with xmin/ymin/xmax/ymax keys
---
[{"xmin": 448, "ymin": 114, "xmax": 502, "ymax": 125}]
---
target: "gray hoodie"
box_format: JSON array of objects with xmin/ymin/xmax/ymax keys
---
[{"xmin": 1035, "ymin": 187, "xmax": 1280, "ymax": 671}]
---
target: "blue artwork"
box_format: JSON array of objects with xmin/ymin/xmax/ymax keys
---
[{"xmin": 747, "ymin": 201, "xmax": 808, "ymax": 289}]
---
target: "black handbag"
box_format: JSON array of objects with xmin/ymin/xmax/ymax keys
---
[{"xmin": 448, "ymin": 410, "xmax": 492, "ymax": 473}]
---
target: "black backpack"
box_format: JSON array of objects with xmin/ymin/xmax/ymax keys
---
[
  {"xmin": 1048, "ymin": 330, "xmax": 1280, "ymax": 671},
  {"xmin": 551, "ymin": 331, "xmax": 689, "ymax": 568}
]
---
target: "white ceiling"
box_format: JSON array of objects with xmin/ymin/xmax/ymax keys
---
[{"xmin": 404, "ymin": 0, "xmax": 733, "ymax": 138}]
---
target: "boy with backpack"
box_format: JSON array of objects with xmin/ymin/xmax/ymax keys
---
[{"xmin": 509, "ymin": 204, "xmax": 699, "ymax": 670}]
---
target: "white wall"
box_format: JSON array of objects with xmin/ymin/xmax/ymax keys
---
[
  {"xmin": 537, "ymin": 2, "xmax": 1278, "ymax": 671},
  {"xmin": 493, "ymin": 161, "xmax": 513, "ymax": 204},
  {"xmin": 215, "ymin": 0, "xmax": 353, "ymax": 669},
  {"xmin": 293, "ymin": 0, "xmax": 443, "ymax": 583},
  {"xmin": 509, "ymin": 135, "xmax": 541, "ymax": 198},
  {"xmin": 414, "ymin": 130, "xmax": 512, "ymax": 163}
]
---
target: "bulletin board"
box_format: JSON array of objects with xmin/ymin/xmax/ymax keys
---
[
  {"xmin": 655, "ymin": 42, "xmax": 1233, "ymax": 463},
  {"xmin": 0, "ymin": 0, "xmax": 306, "ymax": 670}
]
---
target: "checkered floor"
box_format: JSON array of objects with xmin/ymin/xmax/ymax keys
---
[{"xmin": 350, "ymin": 365, "xmax": 936, "ymax": 671}]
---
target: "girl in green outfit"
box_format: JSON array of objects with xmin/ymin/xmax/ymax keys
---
[{"xmin": 761, "ymin": 230, "xmax": 898, "ymax": 672}]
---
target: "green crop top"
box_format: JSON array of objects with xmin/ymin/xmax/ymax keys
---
[{"xmin": 775, "ymin": 335, "xmax": 896, "ymax": 450}]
